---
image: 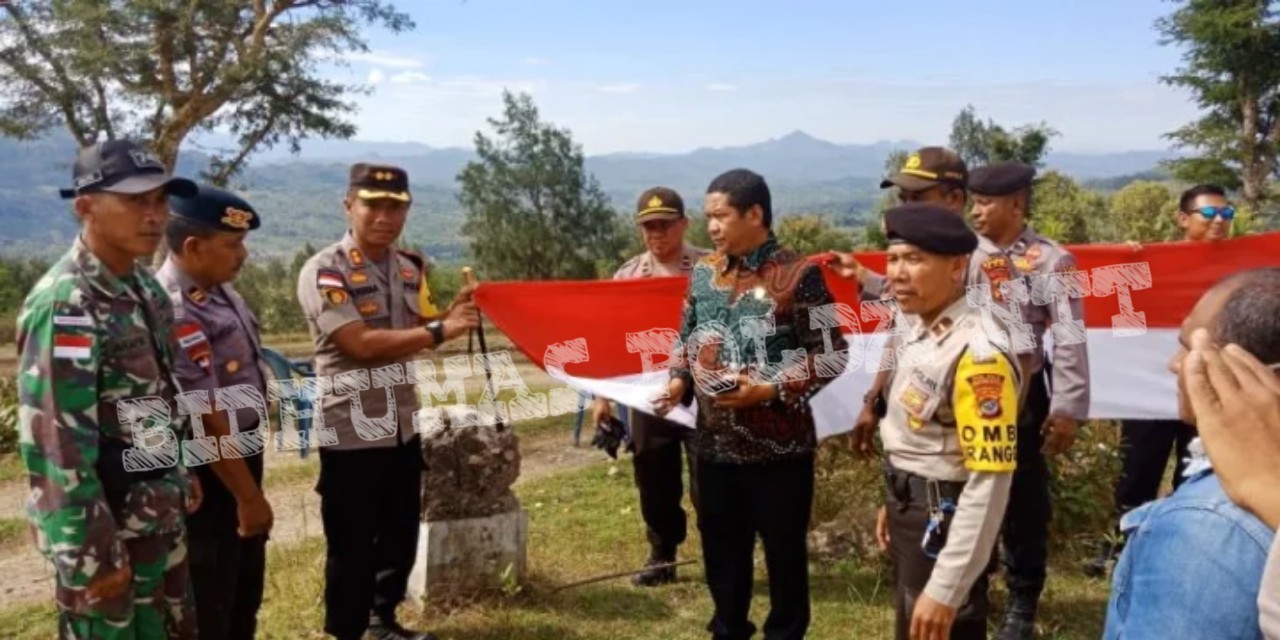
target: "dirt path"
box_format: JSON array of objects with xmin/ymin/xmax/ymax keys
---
[{"xmin": 0, "ymin": 423, "xmax": 604, "ymax": 607}]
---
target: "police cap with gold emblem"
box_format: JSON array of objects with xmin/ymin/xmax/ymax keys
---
[
  {"xmin": 349, "ymin": 162, "xmax": 412, "ymax": 202},
  {"xmin": 880, "ymin": 146, "xmax": 968, "ymax": 192},
  {"xmin": 168, "ymin": 183, "xmax": 261, "ymax": 232},
  {"xmin": 634, "ymin": 186, "xmax": 685, "ymax": 223},
  {"xmin": 884, "ymin": 203, "xmax": 977, "ymax": 255},
  {"xmin": 968, "ymin": 161, "xmax": 1036, "ymax": 196}
]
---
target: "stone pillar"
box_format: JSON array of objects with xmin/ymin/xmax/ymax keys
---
[{"xmin": 409, "ymin": 408, "xmax": 526, "ymax": 604}]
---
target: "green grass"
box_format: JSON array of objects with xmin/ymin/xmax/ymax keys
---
[
  {"xmin": 0, "ymin": 454, "xmax": 24, "ymax": 484},
  {"xmin": 0, "ymin": 516, "xmax": 27, "ymax": 548},
  {"xmin": 0, "ymin": 453, "xmax": 1112, "ymax": 639}
]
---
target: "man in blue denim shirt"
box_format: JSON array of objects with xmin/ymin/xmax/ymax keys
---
[{"xmin": 1105, "ymin": 268, "xmax": 1280, "ymax": 639}]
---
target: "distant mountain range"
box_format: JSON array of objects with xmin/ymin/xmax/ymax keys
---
[{"xmin": 0, "ymin": 130, "xmax": 1181, "ymax": 260}]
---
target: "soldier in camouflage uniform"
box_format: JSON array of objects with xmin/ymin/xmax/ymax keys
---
[{"xmin": 16, "ymin": 140, "xmax": 202, "ymax": 639}]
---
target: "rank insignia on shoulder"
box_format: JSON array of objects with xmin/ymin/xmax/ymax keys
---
[
  {"xmin": 324, "ymin": 288, "xmax": 348, "ymax": 305},
  {"xmin": 966, "ymin": 373, "xmax": 1006, "ymax": 419}
]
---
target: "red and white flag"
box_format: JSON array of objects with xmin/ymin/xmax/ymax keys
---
[{"xmin": 474, "ymin": 232, "xmax": 1280, "ymax": 438}]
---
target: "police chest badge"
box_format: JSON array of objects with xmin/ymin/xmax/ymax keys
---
[
  {"xmin": 967, "ymin": 373, "xmax": 1006, "ymax": 419},
  {"xmin": 349, "ymin": 270, "xmax": 369, "ymax": 285},
  {"xmin": 325, "ymin": 288, "xmax": 348, "ymax": 305},
  {"xmin": 898, "ymin": 377, "xmax": 940, "ymax": 430},
  {"xmin": 980, "ymin": 257, "xmax": 1012, "ymax": 302}
]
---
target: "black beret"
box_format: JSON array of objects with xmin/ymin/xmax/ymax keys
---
[
  {"xmin": 884, "ymin": 203, "xmax": 977, "ymax": 256},
  {"xmin": 168, "ymin": 184, "xmax": 260, "ymax": 232},
  {"xmin": 968, "ymin": 162, "xmax": 1036, "ymax": 196}
]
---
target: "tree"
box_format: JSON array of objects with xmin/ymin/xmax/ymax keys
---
[
  {"xmin": 1156, "ymin": 0, "xmax": 1280, "ymax": 215},
  {"xmin": 0, "ymin": 1, "xmax": 412, "ymax": 182},
  {"xmin": 1028, "ymin": 171, "xmax": 1100, "ymax": 244},
  {"xmin": 1104, "ymin": 181, "xmax": 1180, "ymax": 243},
  {"xmin": 775, "ymin": 214, "xmax": 854, "ymax": 255},
  {"xmin": 459, "ymin": 91, "xmax": 624, "ymax": 281},
  {"xmin": 948, "ymin": 105, "xmax": 1058, "ymax": 167}
]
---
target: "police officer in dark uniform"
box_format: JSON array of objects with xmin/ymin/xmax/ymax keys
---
[
  {"xmin": 157, "ymin": 184, "xmax": 275, "ymax": 640},
  {"xmin": 968, "ymin": 162, "xmax": 1091, "ymax": 640}
]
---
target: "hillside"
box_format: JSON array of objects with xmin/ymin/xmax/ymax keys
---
[{"xmin": 0, "ymin": 131, "xmax": 1177, "ymax": 259}]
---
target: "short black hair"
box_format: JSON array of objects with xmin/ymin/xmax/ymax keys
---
[
  {"xmin": 165, "ymin": 216, "xmax": 218, "ymax": 255},
  {"xmin": 1212, "ymin": 267, "xmax": 1280, "ymax": 365},
  {"xmin": 707, "ymin": 168, "xmax": 772, "ymax": 228},
  {"xmin": 1179, "ymin": 184, "xmax": 1226, "ymax": 213}
]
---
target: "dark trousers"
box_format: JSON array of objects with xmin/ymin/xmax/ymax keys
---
[
  {"xmin": 1114, "ymin": 419, "xmax": 1196, "ymax": 516},
  {"xmin": 885, "ymin": 472, "xmax": 989, "ymax": 640},
  {"xmin": 630, "ymin": 410, "xmax": 700, "ymax": 551},
  {"xmin": 187, "ymin": 453, "xmax": 267, "ymax": 640},
  {"xmin": 999, "ymin": 368, "xmax": 1051, "ymax": 592},
  {"xmin": 318, "ymin": 439, "xmax": 424, "ymax": 640},
  {"xmin": 696, "ymin": 454, "xmax": 815, "ymax": 640}
]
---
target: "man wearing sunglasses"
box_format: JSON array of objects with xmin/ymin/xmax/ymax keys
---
[
  {"xmin": 591, "ymin": 186, "xmax": 710, "ymax": 587},
  {"xmin": 1085, "ymin": 183, "xmax": 1237, "ymax": 579}
]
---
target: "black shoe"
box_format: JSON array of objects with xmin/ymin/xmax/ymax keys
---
[
  {"xmin": 363, "ymin": 620, "xmax": 439, "ymax": 640},
  {"xmin": 631, "ymin": 546, "xmax": 677, "ymax": 587},
  {"xmin": 1082, "ymin": 537, "xmax": 1122, "ymax": 578},
  {"xmin": 995, "ymin": 585, "xmax": 1041, "ymax": 640}
]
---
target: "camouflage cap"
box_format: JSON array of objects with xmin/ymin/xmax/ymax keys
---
[
  {"xmin": 880, "ymin": 146, "xmax": 968, "ymax": 192},
  {"xmin": 635, "ymin": 187, "xmax": 684, "ymax": 223},
  {"xmin": 349, "ymin": 163, "xmax": 411, "ymax": 202}
]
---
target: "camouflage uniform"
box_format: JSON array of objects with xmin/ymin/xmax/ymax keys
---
[{"xmin": 17, "ymin": 236, "xmax": 197, "ymax": 639}]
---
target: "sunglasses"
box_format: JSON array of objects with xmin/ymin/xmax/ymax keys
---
[{"xmin": 1189, "ymin": 205, "xmax": 1236, "ymax": 221}]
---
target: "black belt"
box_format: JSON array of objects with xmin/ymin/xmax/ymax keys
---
[
  {"xmin": 884, "ymin": 463, "xmax": 965, "ymax": 510},
  {"xmin": 96, "ymin": 438, "xmax": 174, "ymax": 514}
]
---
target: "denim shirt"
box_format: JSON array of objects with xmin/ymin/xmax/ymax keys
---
[{"xmin": 1104, "ymin": 453, "xmax": 1275, "ymax": 640}]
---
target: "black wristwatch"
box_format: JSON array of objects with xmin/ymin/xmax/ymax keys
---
[{"xmin": 426, "ymin": 320, "xmax": 445, "ymax": 345}]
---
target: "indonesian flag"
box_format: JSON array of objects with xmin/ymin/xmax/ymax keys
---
[{"xmin": 474, "ymin": 232, "xmax": 1280, "ymax": 438}]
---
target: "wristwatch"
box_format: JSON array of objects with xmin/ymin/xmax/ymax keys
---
[{"xmin": 426, "ymin": 320, "xmax": 445, "ymax": 345}]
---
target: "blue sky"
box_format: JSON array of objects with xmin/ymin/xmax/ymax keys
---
[{"xmin": 327, "ymin": 0, "xmax": 1202, "ymax": 154}]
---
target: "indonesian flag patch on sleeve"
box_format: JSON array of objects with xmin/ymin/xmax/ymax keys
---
[
  {"xmin": 317, "ymin": 269, "xmax": 346, "ymax": 291},
  {"xmin": 53, "ymin": 333, "xmax": 93, "ymax": 360}
]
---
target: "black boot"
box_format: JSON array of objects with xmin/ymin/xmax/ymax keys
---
[
  {"xmin": 631, "ymin": 545, "xmax": 677, "ymax": 587},
  {"xmin": 995, "ymin": 582, "xmax": 1042, "ymax": 640},
  {"xmin": 364, "ymin": 614, "xmax": 439, "ymax": 640},
  {"xmin": 1082, "ymin": 537, "xmax": 1121, "ymax": 579}
]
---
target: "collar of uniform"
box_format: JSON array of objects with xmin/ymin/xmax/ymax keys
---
[
  {"xmin": 72, "ymin": 234, "xmax": 138, "ymax": 300},
  {"xmin": 1008, "ymin": 225, "xmax": 1038, "ymax": 254},
  {"xmin": 911, "ymin": 294, "xmax": 970, "ymax": 343},
  {"xmin": 722, "ymin": 233, "xmax": 779, "ymax": 274},
  {"xmin": 158, "ymin": 256, "xmax": 218, "ymax": 305},
  {"xmin": 340, "ymin": 229, "xmax": 371, "ymax": 268}
]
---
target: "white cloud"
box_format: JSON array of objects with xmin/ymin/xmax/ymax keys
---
[
  {"xmin": 390, "ymin": 71, "xmax": 431, "ymax": 85},
  {"xmin": 521, "ymin": 57, "xmax": 551, "ymax": 67},
  {"xmin": 596, "ymin": 83, "xmax": 640, "ymax": 94},
  {"xmin": 367, "ymin": 69, "xmax": 385, "ymax": 85},
  {"xmin": 706, "ymin": 83, "xmax": 738, "ymax": 92},
  {"xmin": 347, "ymin": 51, "xmax": 425, "ymax": 69}
]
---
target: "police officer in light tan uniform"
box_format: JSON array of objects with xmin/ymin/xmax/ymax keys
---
[
  {"xmin": 296, "ymin": 163, "xmax": 479, "ymax": 640},
  {"xmin": 875, "ymin": 203, "xmax": 1022, "ymax": 640},
  {"xmin": 967, "ymin": 162, "xmax": 1090, "ymax": 640},
  {"xmin": 591, "ymin": 186, "xmax": 710, "ymax": 586},
  {"xmin": 827, "ymin": 147, "xmax": 1035, "ymax": 456}
]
